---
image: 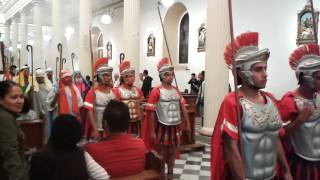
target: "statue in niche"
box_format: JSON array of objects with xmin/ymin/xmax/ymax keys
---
[
  {"xmin": 197, "ymin": 23, "xmax": 206, "ymax": 52},
  {"xmin": 97, "ymin": 49, "xmax": 103, "ymax": 58},
  {"xmin": 106, "ymin": 41, "xmax": 112, "ymax": 59},
  {"xmin": 147, "ymin": 33, "xmax": 155, "ymax": 57},
  {"xmin": 297, "ymin": 0, "xmax": 319, "ymax": 45}
]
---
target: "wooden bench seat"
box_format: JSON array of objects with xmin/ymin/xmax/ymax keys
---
[
  {"xmin": 110, "ymin": 150, "xmax": 163, "ymax": 180},
  {"xmin": 17, "ymin": 119, "xmax": 45, "ymax": 150}
]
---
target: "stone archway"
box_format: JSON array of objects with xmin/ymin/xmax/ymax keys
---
[
  {"xmin": 162, "ymin": 2, "xmax": 188, "ymax": 67},
  {"xmin": 91, "ymin": 26, "xmax": 103, "ymax": 61}
]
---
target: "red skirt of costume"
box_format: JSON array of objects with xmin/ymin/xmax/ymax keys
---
[{"xmin": 141, "ymin": 113, "xmax": 180, "ymax": 158}]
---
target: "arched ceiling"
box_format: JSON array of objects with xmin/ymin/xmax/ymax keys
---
[{"xmin": 1, "ymin": 0, "xmax": 123, "ymax": 26}]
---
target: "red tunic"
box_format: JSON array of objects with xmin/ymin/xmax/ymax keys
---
[
  {"xmin": 142, "ymin": 85, "xmax": 186, "ymax": 150},
  {"xmin": 279, "ymin": 91, "xmax": 299, "ymax": 154},
  {"xmin": 83, "ymin": 87, "xmax": 116, "ymax": 137},
  {"xmin": 210, "ymin": 91, "xmax": 282, "ymax": 180},
  {"xmin": 85, "ymin": 134, "xmax": 147, "ymax": 178},
  {"xmin": 279, "ymin": 91, "xmax": 320, "ymax": 180}
]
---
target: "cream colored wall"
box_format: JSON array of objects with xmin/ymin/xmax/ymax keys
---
[{"xmin": 162, "ymin": 2, "xmax": 187, "ymax": 68}]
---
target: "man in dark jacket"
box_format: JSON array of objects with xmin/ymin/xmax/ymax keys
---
[
  {"xmin": 188, "ymin": 73, "xmax": 200, "ymax": 93},
  {"xmin": 141, "ymin": 70, "xmax": 153, "ymax": 98}
]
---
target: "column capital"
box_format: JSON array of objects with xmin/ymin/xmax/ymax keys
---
[
  {"xmin": 5, "ymin": 19, "xmax": 11, "ymax": 26},
  {"xmin": 11, "ymin": 16, "xmax": 18, "ymax": 23},
  {"xmin": 32, "ymin": 0, "xmax": 43, "ymax": 6},
  {"xmin": 19, "ymin": 8, "xmax": 28, "ymax": 16}
]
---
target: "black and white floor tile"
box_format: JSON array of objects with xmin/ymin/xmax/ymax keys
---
[{"xmin": 172, "ymin": 117, "xmax": 211, "ymax": 180}]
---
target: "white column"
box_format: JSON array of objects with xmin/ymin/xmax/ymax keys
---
[
  {"xmin": 4, "ymin": 21, "xmax": 10, "ymax": 48},
  {"xmin": 33, "ymin": 0, "xmax": 43, "ymax": 69},
  {"xmin": 199, "ymin": 0, "xmax": 230, "ymax": 136},
  {"xmin": 123, "ymin": 0, "xmax": 140, "ymax": 74},
  {"xmin": 20, "ymin": 10, "xmax": 28, "ymax": 65},
  {"xmin": 52, "ymin": 0, "xmax": 62, "ymax": 73},
  {"xmin": 78, "ymin": 0, "xmax": 92, "ymax": 77},
  {"xmin": 11, "ymin": 17, "xmax": 18, "ymax": 65}
]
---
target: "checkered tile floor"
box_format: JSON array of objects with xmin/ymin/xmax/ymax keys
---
[
  {"xmin": 173, "ymin": 144, "xmax": 211, "ymax": 180},
  {"xmin": 172, "ymin": 116, "xmax": 211, "ymax": 180}
]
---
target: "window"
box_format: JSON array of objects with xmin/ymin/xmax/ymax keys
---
[{"xmin": 179, "ymin": 13, "xmax": 189, "ymax": 64}]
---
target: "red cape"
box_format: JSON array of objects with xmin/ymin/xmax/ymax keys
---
[{"xmin": 210, "ymin": 91, "xmax": 282, "ymax": 180}]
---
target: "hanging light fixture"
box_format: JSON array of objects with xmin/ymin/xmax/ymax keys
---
[
  {"xmin": 161, "ymin": 0, "xmax": 174, "ymax": 7},
  {"xmin": 65, "ymin": 26, "xmax": 74, "ymax": 40},
  {"xmin": 43, "ymin": 34, "xmax": 51, "ymax": 42},
  {"xmin": 101, "ymin": 14, "xmax": 112, "ymax": 25},
  {"xmin": 28, "ymin": 39, "xmax": 34, "ymax": 45}
]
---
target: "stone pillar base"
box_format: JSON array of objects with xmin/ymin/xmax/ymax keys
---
[{"xmin": 199, "ymin": 127, "xmax": 213, "ymax": 137}]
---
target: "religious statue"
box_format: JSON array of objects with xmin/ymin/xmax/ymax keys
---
[
  {"xmin": 106, "ymin": 41, "xmax": 112, "ymax": 59},
  {"xmin": 198, "ymin": 23, "xmax": 206, "ymax": 52},
  {"xmin": 147, "ymin": 33, "xmax": 155, "ymax": 57}
]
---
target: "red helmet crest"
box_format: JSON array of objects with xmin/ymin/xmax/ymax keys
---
[
  {"xmin": 224, "ymin": 32, "xmax": 259, "ymax": 66},
  {"xmin": 289, "ymin": 44, "xmax": 320, "ymax": 70},
  {"xmin": 94, "ymin": 57, "xmax": 109, "ymax": 72}
]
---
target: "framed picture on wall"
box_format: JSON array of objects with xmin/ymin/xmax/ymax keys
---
[
  {"xmin": 296, "ymin": 1, "xmax": 319, "ymax": 45},
  {"xmin": 106, "ymin": 41, "xmax": 112, "ymax": 59},
  {"xmin": 197, "ymin": 23, "xmax": 206, "ymax": 52},
  {"xmin": 147, "ymin": 33, "xmax": 155, "ymax": 57}
]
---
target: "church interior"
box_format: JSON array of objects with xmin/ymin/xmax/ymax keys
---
[{"xmin": 0, "ymin": 0, "xmax": 319, "ymax": 179}]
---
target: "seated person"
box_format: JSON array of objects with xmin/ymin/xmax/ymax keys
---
[
  {"xmin": 30, "ymin": 114, "xmax": 109, "ymax": 180},
  {"xmin": 85, "ymin": 100, "xmax": 147, "ymax": 178},
  {"xmin": 17, "ymin": 97, "xmax": 38, "ymax": 120}
]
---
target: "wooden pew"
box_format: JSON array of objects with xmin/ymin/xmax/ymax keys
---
[
  {"xmin": 111, "ymin": 150, "xmax": 164, "ymax": 180},
  {"xmin": 17, "ymin": 119, "xmax": 45, "ymax": 151},
  {"xmin": 180, "ymin": 93, "xmax": 205, "ymax": 153}
]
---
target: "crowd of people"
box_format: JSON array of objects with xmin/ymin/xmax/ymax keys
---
[
  {"xmin": 0, "ymin": 56, "xmax": 191, "ymax": 180},
  {"xmin": 211, "ymin": 32, "xmax": 320, "ymax": 180},
  {"xmin": 2, "ymin": 31, "xmax": 320, "ymax": 180}
]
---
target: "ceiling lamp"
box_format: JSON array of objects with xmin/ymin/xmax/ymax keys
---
[
  {"xmin": 161, "ymin": 0, "xmax": 174, "ymax": 7},
  {"xmin": 101, "ymin": 14, "xmax": 112, "ymax": 25},
  {"xmin": 43, "ymin": 34, "xmax": 51, "ymax": 42},
  {"xmin": 65, "ymin": 26, "xmax": 74, "ymax": 40},
  {"xmin": 28, "ymin": 39, "xmax": 34, "ymax": 45}
]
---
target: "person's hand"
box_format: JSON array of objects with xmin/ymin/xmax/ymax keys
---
[
  {"xmin": 29, "ymin": 85, "xmax": 34, "ymax": 92},
  {"xmin": 53, "ymin": 82, "xmax": 60, "ymax": 93},
  {"xmin": 298, "ymin": 103, "xmax": 314, "ymax": 123}
]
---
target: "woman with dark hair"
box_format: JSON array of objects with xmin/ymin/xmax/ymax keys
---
[
  {"xmin": 0, "ymin": 80, "xmax": 27, "ymax": 180},
  {"xmin": 30, "ymin": 114, "xmax": 109, "ymax": 180},
  {"xmin": 16, "ymin": 96, "xmax": 38, "ymax": 120}
]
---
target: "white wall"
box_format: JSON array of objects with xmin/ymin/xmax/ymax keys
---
[
  {"xmin": 139, "ymin": 0, "xmax": 207, "ymax": 91},
  {"xmin": 231, "ymin": 0, "xmax": 320, "ymax": 98},
  {"xmin": 92, "ymin": 8, "xmax": 124, "ymax": 75},
  {"xmin": 39, "ymin": 0, "xmax": 320, "ymax": 99}
]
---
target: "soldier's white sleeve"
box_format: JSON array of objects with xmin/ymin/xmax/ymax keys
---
[{"xmin": 84, "ymin": 151, "xmax": 110, "ymax": 180}]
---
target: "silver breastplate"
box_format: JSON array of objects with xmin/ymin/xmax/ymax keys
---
[
  {"xmin": 119, "ymin": 86, "xmax": 142, "ymax": 121},
  {"xmin": 290, "ymin": 95, "xmax": 320, "ymax": 161},
  {"xmin": 94, "ymin": 90, "xmax": 115, "ymax": 130},
  {"xmin": 240, "ymin": 97, "xmax": 281, "ymax": 180},
  {"xmin": 156, "ymin": 87, "xmax": 181, "ymax": 126}
]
